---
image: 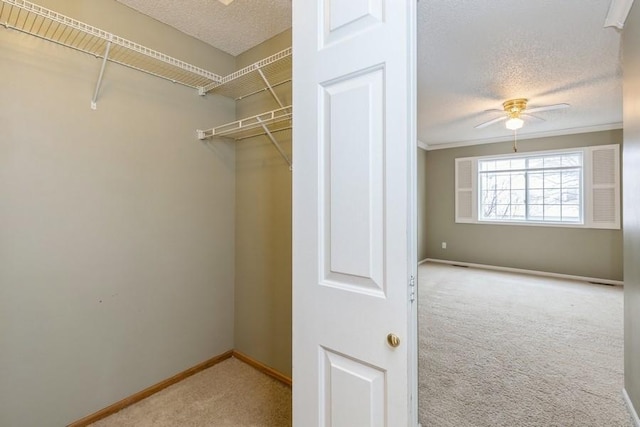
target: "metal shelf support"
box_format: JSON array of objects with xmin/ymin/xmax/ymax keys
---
[
  {"xmin": 91, "ymin": 40, "xmax": 111, "ymax": 110},
  {"xmin": 257, "ymin": 116, "xmax": 292, "ymax": 169},
  {"xmin": 257, "ymin": 68, "xmax": 284, "ymax": 109}
]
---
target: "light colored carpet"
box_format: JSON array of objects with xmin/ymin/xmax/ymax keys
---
[
  {"xmin": 418, "ymin": 262, "xmax": 632, "ymax": 427},
  {"xmin": 90, "ymin": 357, "xmax": 291, "ymax": 427}
]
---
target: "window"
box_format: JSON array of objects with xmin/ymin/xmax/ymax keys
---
[
  {"xmin": 455, "ymin": 144, "xmax": 620, "ymax": 229},
  {"xmin": 479, "ymin": 152, "xmax": 582, "ymax": 223}
]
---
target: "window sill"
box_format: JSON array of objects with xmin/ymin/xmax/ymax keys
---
[{"xmin": 458, "ymin": 219, "xmax": 620, "ymax": 230}]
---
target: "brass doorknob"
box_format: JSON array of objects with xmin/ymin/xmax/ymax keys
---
[{"xmin": 387, "ymin": 333, "xmax": 401, "ymax": 348}]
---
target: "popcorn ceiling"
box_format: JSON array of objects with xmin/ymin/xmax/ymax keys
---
[{"xmin": 116, "ymin": 0, "xmax": 291, "ymax": 56}]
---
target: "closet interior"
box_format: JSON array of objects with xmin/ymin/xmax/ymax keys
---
[{"xmin": 0, "ymin": 0, "xmax": 293, "ymax": 425}]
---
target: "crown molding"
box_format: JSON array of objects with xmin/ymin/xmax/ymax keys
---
[{"xmin": 422, "ymin": 122, "xmax": 623, "ymax": 151}]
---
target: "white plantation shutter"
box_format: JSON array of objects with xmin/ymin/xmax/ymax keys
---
[
  {"xmin": 586, "ymin": 144, "xmax": 620, "ymax": 229},
  {"xmin": 455, "ymin": 158, "xmax": 475, "ymax": 223}
]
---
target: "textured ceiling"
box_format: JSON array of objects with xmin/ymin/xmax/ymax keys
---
[
  {"xmin": 115, "ymin": 0, "xmax": 292, "ymax": 56},
  {"xmin": 116, "ymin": 0, "xmax": 623, "ymax": 149},
  {"xmin": 418, "ymin": 0, "xmax": 623, "ymax": 148}
]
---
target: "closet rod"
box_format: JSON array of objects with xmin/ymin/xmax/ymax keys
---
[
  {"xmin": 234, "ymin": 126, "xmax": 291, "ymax": 141},
  {"xmin": 236, "ymin": 79, "xmax": 291, "ymax": 101}
]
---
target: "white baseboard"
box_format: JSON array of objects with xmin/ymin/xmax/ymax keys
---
[
  {"xmin": 423, "ymin": 258, "xmax": 623, "ymax": 286},
  {"xmin": 624, "ymin": 388, "xmax": 640, "ymax": 427},
  {"xmin": 418, "ymin": 258, "xmax": 429, "ymax": 265}
]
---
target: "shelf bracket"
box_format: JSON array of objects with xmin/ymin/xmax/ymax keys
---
[
  {"xmin": 236, "ymin": 79, "xmax": 291, "ymax": 101},
  {"xmin": 257, "ymin": 68, "xmax": 285, "ymax": 109},
  {"xmin": 257, "ymin": 117, "xmax": 292, "ymax": 170},
  {"xmin": 91, "ymin": 40, "xmax": 112, "ymax": 110}
]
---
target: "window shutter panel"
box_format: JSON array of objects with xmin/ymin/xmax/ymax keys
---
[
  {"xmin": 588, "ymin": 144, "xmax": 620, "ymax": 229},
  {"xmin": 455, "ymin": 158, "xmax": 475, "ymax": 223}
]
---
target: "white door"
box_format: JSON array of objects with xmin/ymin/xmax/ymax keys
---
[{"xmin": 292, "ymin": 0, "xmax": 418, "ymax": 425}]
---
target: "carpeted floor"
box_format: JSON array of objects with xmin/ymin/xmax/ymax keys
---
[
  {"xmin": 89, "ymin": 357, "xmax": 291, "ymax": 427},
  {"xmin": 418, "ymin": 262, "xmax": 633, "ymax": 427},
  {"xmin": 89, "ymin": 263, "xmax": 631, "ymax": 426}
]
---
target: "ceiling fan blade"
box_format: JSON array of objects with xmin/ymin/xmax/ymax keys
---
[
  {"xmin": 521, "ymin": 113, "xmax": 545, "ymax": 122},
  {"xmin": 525, "ymin": 103, "xmax": 570, "ymax": 114},
  {"xmin": 475, "ymin": 115, "xmax": 507, "ymax": 129},
  {"xmin": 483, "ymin": 108, "xmax": 504, "ymax": 113}
]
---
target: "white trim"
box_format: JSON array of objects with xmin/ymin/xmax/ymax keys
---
[
  {"xmin": 417, "ymin": 140, "xmax": 429, "ymax": 151},
  {"xmin": 604, "ymin": 0, "xmax": 635, "ymax": 29},
  {"xmin": 624, "ymin": 388, "xmax": 640, "ymax": 427},
  {"xmin": 409, "ymin": 1, "xmax": 420, "ymax": 423},
  {"xmin": 475, "ymin": 219, "xmax": 586, "ymax": 228},
  {"xmin": 423, "ymin": 123, "xmax": 623, "ymax": 151},
  {"xmin": 418, "ymin": 258, "xmax": 429, "ymax": 265},
  {"xmin": 463, "ymin": 144, "xmax": 586, "ymax": 160},
  {"xmin": 424, "ymin": 258, "xmax": 623, "ymax": 286}
]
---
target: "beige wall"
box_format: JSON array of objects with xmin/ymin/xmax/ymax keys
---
[
  {"xmin": 0, "ymin": 2, "xmax": 236, "ymax": 426},
  {"xmin": 423, "ymin": 130, "xmax": 623, "ymax": 281},
  {"xmin": 418, "ymin": 147, "xmax": 429, "ymax": 261},
  {"xmin": 623, "ymin": 2, "xmax": 640, "ymax": 417},
  {"xmin": 234, "ymin": 29, "xmax": 293, "ymax": 376}
]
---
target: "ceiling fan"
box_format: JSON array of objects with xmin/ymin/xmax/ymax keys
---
[{"xmin": 475, "ymin": 98, "xmax": 570, "ymax": 130}]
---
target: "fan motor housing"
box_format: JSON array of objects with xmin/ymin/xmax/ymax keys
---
[{"xmin": 503, "ymin": 98, "xmax": 528, "ymax": 116}]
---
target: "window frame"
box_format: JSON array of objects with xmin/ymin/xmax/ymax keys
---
[
  {"xmin": 477, "ymin": 150, "xmax": 584, "ymax": 226},
  {"xmin": 454, "ymin": 144, "xmax": 620, "ymax": 230}
]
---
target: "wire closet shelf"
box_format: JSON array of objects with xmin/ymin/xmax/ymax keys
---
[
  {"xmin": 0, "ymin": 0, "xmax": 222, "ymax": 90},
  {"xmin": 201, "ymin": 47, "xmax": 292, "ymax": 100},
  {"xmin": 197, "ymin": 106, "xmax": 292, "ymax": 140},
  {"xmin": 196, "ymin": 105, "xmax": 293, "ymax": 169}
]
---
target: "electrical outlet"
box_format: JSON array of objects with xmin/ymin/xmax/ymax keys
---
[{"xmin": 441, "ymin": 242, "xmax": 447, "ymax": 249}]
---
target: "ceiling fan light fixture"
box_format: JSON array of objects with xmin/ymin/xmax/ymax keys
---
[
  {"xmin": 505, "ymin": 117, "xmax": 524, "ymax": 130},
  {"xmin": 218, "ymin": 0, "xmax": 234, "ymax": 5}
]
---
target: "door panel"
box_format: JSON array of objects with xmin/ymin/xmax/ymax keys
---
[
  {"xmin": 321, "ymin": 67, "xmax": 385, "ymax": 296},
  {"xmin": 293, "ymin": 0, "xmax": 417, "ymax": 425},
  {"xmin": 322, "ymin": 0, "xmax": 384, "ymax": 47},
  {"xmin": 321, "ymin": 348, "xmax": 386, "ymax": 427}
]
